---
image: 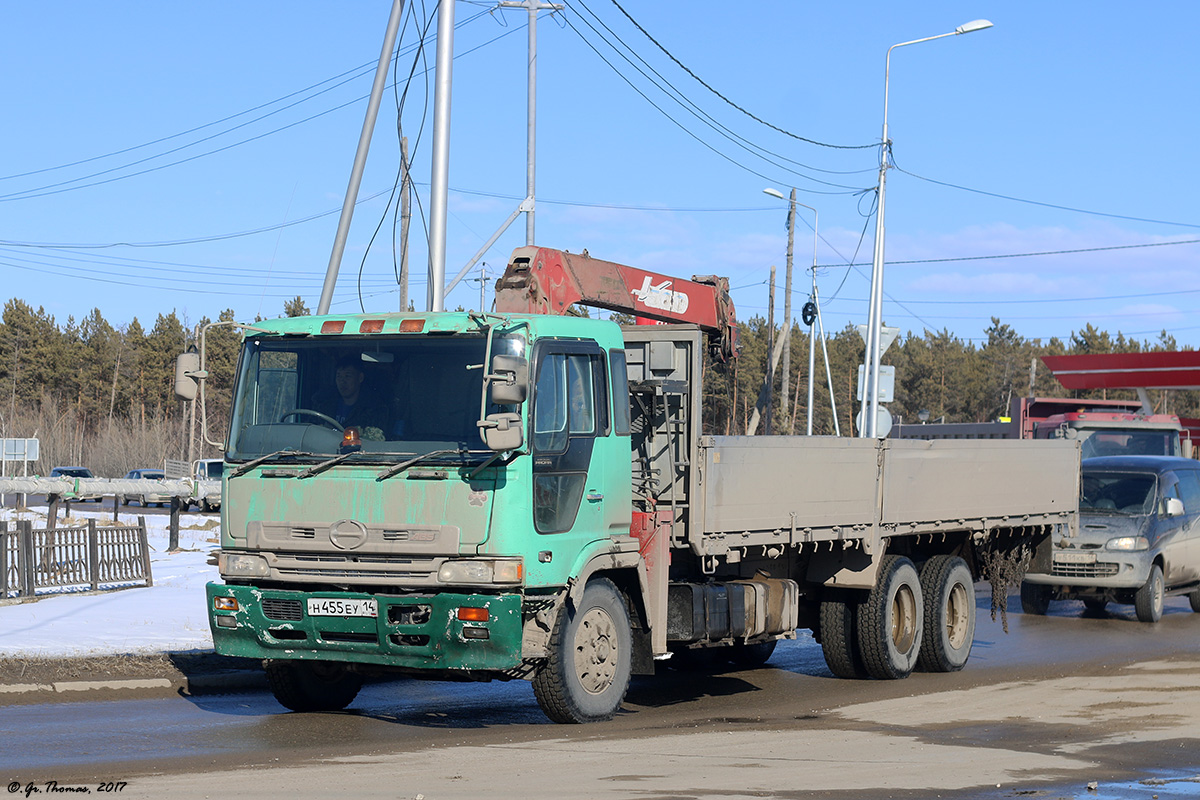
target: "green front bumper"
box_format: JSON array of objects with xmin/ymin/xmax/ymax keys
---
[{"xmin": 206, "ymin": 582, "xmax": 524, "ymax": 671}]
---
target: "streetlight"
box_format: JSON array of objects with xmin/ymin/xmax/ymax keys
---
[
  {"xmin": 763, "ymin": 187, "xmax": 824, "ymax": 435},
  {"xmin": 861, "ymin": 19, "xmax": 993, "ymax": 438}
]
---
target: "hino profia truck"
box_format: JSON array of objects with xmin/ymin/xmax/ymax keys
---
[{"xmin": 188, "ymin": 247, "xmax": 1079, "ymax": 723}]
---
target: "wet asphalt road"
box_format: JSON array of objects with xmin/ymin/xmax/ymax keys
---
[{"xmin": 3, "ymin": 591, "xmax": 1200, "ymax": 799}]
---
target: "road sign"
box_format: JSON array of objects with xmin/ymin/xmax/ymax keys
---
[
  {"xmin": 855, "ymin": 406, "xmax": 894, "ymax": 438},
  {"xmin": 856, "ymin": 324, "xmax": 900, "ymax": 355},
  {"xmin": 856, "ymin": 365, "xmax": 895, "ymax": 403},
  {"xmin": 1, "ymin": 438, "xmax": 38, "ymax": 462}
]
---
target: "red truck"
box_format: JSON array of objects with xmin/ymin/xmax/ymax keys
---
[{"xmin": 891, "ymin": 396, "xmax": 1187, "ymax": 459}]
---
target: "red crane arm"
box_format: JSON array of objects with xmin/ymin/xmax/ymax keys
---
[{"xmin": 493, "ymin": 246, "xmax": 739, "ymax": 362}]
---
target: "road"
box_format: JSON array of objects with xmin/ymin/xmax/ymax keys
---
[{"xmin": 3, "ymin": 593, "xmax": 1200, "ymax": 800}]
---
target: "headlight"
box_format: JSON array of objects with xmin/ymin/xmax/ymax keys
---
[
  {"xmin": 437, "ymin": 559, "xmax": 523, "ymax": 585},
  {"xmin": 1106, "ymin": 536, "xmax": 1150, "ymax": 552},
  {"xmin": 219, "ymin": 552, "xmax": 271, "ymax": 577}
]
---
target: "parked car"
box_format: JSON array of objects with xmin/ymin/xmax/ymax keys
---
[
  {"xmin": 122, "ymin": 468, "xmax": 171, "ymax": 508},
  {"xmin": 48, "ymin": 466, "xmax": 103, "ymax": 502},
  {"xmin": 1022, "ymin": 455, "xmax": 1200, "ymax": 622}
]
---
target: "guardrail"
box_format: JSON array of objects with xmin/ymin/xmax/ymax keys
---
[{"xmin": 1, "ymin": 517, "xmax": 153, "ymax": 601}]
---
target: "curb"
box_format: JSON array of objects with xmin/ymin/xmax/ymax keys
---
[{"xmin": 0, "ymin": 670, "xmax": 267, "ymax": 699}]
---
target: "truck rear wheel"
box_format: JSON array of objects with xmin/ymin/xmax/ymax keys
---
[
  {"xmin": 819, "ymin": 593, "xmax": 867, "ymax": 679},
  {"xmin": 264, "ymin": 660, "xmax": 363, "ymax": 712},
  {"xmin": 916, "ymin": 556, "xmax": 975, "ymax": 673},
  {"xmin": 532, "ymin": 578, "xmax": 632, "ymax": 724},
  {"xmin": 1020, "ymin": 582, "xmax": 1052, "ymax": 615},
  {"xmin": 857, "ymin": 555, "xmax": 923, "ymax": 680}
]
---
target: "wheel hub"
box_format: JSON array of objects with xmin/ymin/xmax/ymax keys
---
[{"xmin": 574, "ymin": 608, "xmax": 618, "ymax": 695}]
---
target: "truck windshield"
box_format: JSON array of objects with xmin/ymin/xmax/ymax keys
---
[
  {"xmin": 1080, "ymin": 472, "xmax": 1158, "ymax": 515},
  {"xmin": 226, "ymin": 333, "xmax": 520, "ymax": 463},
  {"xmin": 1078, "ymin": 430, "xmax": 1178, "ymax": 458}
]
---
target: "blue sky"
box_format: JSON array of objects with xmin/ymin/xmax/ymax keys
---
[{"xmin": 2, "ymin": 1, "xmax": 1198, "ymax": 346}]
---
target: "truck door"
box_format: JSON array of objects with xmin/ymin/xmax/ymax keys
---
[{"xmin": 530, "ymin": 343, "xmax": 627, "ymax": 550}]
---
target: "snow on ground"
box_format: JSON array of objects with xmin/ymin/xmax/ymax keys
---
[{"xmin": 0, "ymin": 506, "xmax": 220, "ymax": 657}]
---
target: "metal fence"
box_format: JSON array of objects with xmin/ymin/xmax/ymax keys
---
[{"xmin": 1, "ymin": 518, "xmax": 153, "ymax": 600}]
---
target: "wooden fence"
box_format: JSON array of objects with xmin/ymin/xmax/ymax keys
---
[{"xmin": 1, "ymin": 518, "xmax": 153, "ymax": 600}]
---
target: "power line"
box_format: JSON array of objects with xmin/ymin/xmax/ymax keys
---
[
  {"xmin": 559, "ymin": 11, "xmax": 870, "ymax": 195},
  {"xmin": 604, "ymin": 0, "xmax": 876, "ymax": 151},
  {"xmin": 570, "ymin": 0, "xmax": 875, "ymax": 179},
  {"xmin": 893, "ymin": 161, "xmax": 1200, "ymax": 231}
]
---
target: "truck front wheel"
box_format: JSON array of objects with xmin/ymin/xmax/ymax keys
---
[
  {"xmin": 857, "ymin": 555, "xmax": 923, "ymax": 680},
  {"xmin": 532, "ymin": 578, "xmax": 632, "ymax": 724},
  {"xmin": 916, "ymin": 555, "xmax": 975, "ymax": 673},
  {"xmin": 265, "ymin": 660, "xmax": 363, "ymax": 712}
]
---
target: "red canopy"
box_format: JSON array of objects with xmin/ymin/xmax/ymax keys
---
[{"xmin": 1041, "ymin": 351, "xmax": 1200, "ymax": 391}]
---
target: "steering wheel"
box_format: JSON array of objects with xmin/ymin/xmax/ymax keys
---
[{"xmin": 279, "ymin": 409, "xmax": 344, "ymax": 431}]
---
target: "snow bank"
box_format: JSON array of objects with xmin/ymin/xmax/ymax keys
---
[{"xmin": 0, "ymin": 507, "xmax": 220, "ymax": 657}]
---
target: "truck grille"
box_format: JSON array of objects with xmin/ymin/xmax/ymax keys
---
[
  {"xmin": 1051, "ymin": 562, "xmax": 1120, "ymax": 578},
  {"xmin": 261, "ymin": 598, "xmax": 304, "ymax": 621}
]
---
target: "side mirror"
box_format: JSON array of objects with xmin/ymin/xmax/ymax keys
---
[
  {"xmin": 174, "ymin": 352, "xmax": 205, "ymax": 401},
  {"xmin": 1166, "ymin": 497, "xmax": 1185, "ymax": 517},
  {"xmin": 489, "ymin": 355, "xmax": 528, "ymax": 404},
  {"xmin": 480, "ymin": 412, "xmax": 523, "ymax": 452}
]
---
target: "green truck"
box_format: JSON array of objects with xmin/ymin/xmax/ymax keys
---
[{"xmin": 186, "ymin": 247, "xmax": 1079, "ymax": 723}]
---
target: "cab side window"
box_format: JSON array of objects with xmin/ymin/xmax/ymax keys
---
[{"xmin": 1175, "ymin": 470, "xmax": 1200, "ymax": 513}]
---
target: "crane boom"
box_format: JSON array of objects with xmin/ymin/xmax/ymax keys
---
[{"xmin": 494, "ymin": 246, "xmax": 739, "ymax": 361}]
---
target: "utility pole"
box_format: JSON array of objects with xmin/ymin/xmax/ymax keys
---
[
  {"xmin": 499, "ymin": 0, "xmax": 563, "ymax": 244},
  {"xmin": 765, "ymin": 265, "xmax": 776, "ymax": 435},
  {"xmin": 317, "ymin": 0, "xmax": 406, "ymax": 315},
  {"xmin": 427, "ymin": 0, "xmax": 455, "ymax": 312},
  {"xmin": 780, "ymin": 188, "xmax": 796, "ymax": 430},
  {"xmin": 399, "ymin": 135, "xmax": 411, "ymax": 312},
  {"xmin": 444, "ymin": 0, "xmax": 562, "ymax": 298}
]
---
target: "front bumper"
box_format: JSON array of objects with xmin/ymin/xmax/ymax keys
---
[
  {"xmin": 1024, "ymin": 550, "xmax": 1152, "ymax": 591},
  {"xmin": 206, "ymin": 582, "xmax": 524, "ymax": 671}
]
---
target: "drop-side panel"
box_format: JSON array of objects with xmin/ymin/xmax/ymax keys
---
[
  {"xmin": 880, "ymin": 438, "xmax": 1079, "ymax": 525},
  {"xmin": 697, "ymin": 436, "xmax": 881, "ymax": 536}
]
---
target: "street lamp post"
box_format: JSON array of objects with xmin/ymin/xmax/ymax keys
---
[
  {"xmin": 764, "ymin": 188, "xmax": 819, "ymax": 434},
  {"xmin": 861, "ymin": 19, "xmax": 993, "ymax": 438}
]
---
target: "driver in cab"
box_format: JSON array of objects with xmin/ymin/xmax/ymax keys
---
[{"xmin": 313, "ymin": 355, "xmax": 390, "ymax": 440}]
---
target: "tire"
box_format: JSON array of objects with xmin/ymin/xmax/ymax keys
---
[
  {"xmin": 1135, "ymin": 564, "xmax": 1164, "ymax": 623},
  {"xmin": 1083, "ymin": 598, "xmax": 1108, "ymax": 613},
  {"xmin": 819, "ymin": 594, "xmax": 867, "ymax": 679},
  {"xmin": 857, "ymin": 555, "xmax": 923, "ymax": 680},
  {"xmin": 1020, "ymin": 582, "xmax": 1052, "ymax": 615},
  {"xmin": 917, "ymin": 556, "xmax": 976, "ymax": 673},
  {"xmin": 264, "ymin": 660, "xmax": 363, "ymax": 712},
  {"xmin": 1190, "ymin": 589, "xmax": 1200, "ymax": 614},
  {"xmin": 532, "ymin": 578, "xmax": 632, "ymax": 723},
  {"xmin": 727, "ymin": 640, "xmax": 777, "ymax": 668}
]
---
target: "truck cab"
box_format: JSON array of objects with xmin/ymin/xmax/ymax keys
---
[{"xmin": 207, "ymin": 311, "xmax": 634, "ymax": 708}]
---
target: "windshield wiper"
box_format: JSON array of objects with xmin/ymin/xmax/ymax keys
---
[
  {"xmin": 376, "ymin": 449, "xmax": 470, "ymax": 482},
  {"xmin": 228, "ymin": 450, "xmax": 317, "ymax": 478},
  {"xmin": 299, "ymin": 450, "xmax": 435, "ymax": 480}
]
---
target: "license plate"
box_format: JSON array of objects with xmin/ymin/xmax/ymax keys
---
[
  {"xmin": 306, "ymin": 598, "xmax": 378, "ymax": 618},
  {"xmin": 1054, "ymin": 552, "xmax": 1097, "ymax": 565}
]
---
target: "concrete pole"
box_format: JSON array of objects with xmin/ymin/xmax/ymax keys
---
[
  {"xmin": 427, "ymin": 0, "xmax": 456, "ymax": 312},
  {"xmin": 316, "ymin": 0, "xmax": 406, "ymax": 315}
]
